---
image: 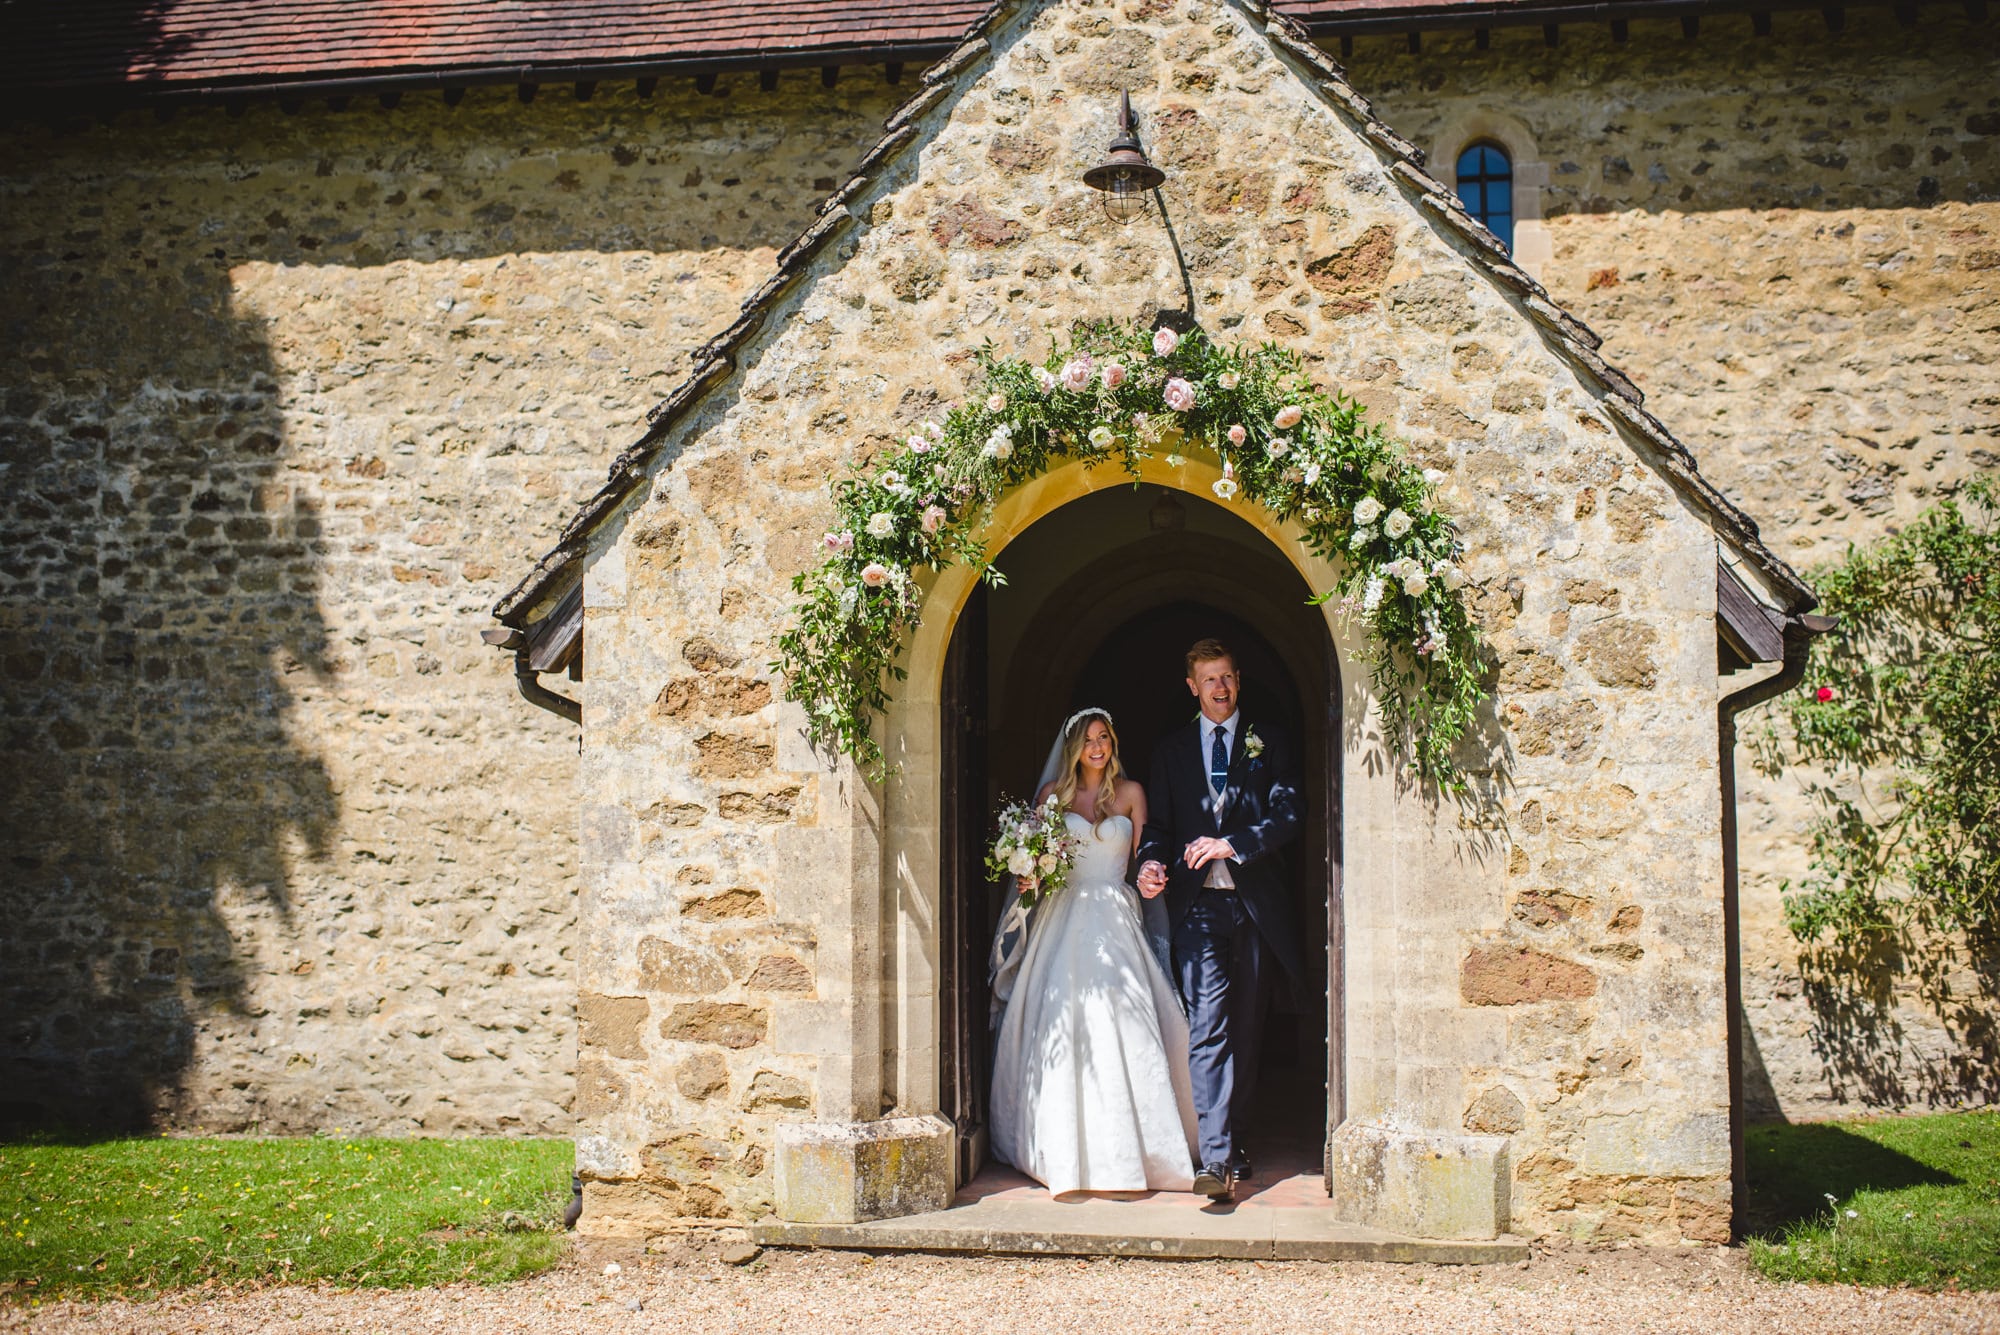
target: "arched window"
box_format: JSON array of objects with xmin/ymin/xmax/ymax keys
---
[{"xmin": 1455, "ymin": 141, "xmax": 1514, "ymax": 251}]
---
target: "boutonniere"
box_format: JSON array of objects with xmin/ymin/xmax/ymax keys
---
[{"xmin": 1244, "ymin": 727, "xmax": 1265, "ymax": 761}]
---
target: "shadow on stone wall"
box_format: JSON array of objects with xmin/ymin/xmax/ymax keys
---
[
  {"xmin": 0, "ymin": 81, "xmax": 903, "ymax": 1131},
  {"xmin": 0, "ymin": 217, "xmax": 337, "ymax": 1130},
  {"xmin": 1793, "ymin": 930, "xmax": 2000, "ymax": 1112}
]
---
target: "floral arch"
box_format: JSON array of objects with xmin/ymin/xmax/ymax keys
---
[{"xmin": 775, "ymin": 320, "xmax": 1486, "ymax": 789}]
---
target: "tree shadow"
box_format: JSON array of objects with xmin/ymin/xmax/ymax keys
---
[
  {"xmin": 1793, "ymin": 928, "xmax": 2000, "ymax": 1113},
  {"xmin": 0, "ymin": 75, "xmax": 917, "ymax": 1133},
  {"xmin": 0, "ymin": 172, "xmax": 337, "ymax": 1131},
  {"xmin": 1740, "ymin": 1119, "xmax": 1960, "ymax": 1237}
]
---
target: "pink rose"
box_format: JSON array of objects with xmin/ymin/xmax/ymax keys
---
[
  {"xmin": 921, "ymin": 504, "xmax": 947, "ymax": 534},
  {"xmin": 1060, "ymin": 356, "xmax": 1094, "ymax": 392},
  {"xmin": 986, "ymin": 393, "xmax": 1006, "ymax": 413},
  {"xmin": 824, "ymin": 530, "xmax": 854, "ymax": 554},
  {"xmin": 1163, "ymin": 377, "xmax": 1196, "ymax": 412},
  {"xmin": 1101, "ymin": 361, "xmax": 1127, "ymax": 389},
  {"xmin": 1031, "ymin": 366, "xmax": 1056, "ymax": 393},
  {"xmin": 1274, "ymin": 405, "xmax": 1303, "ymax": 429},
  {"xmin": 860, "ymin": 562, "xmax": 891, "ymax": 588},
  {"xmin": 1227, "ymin": 424, "xmax": 1247, "ymax": 446},
  {"xmin": 1152, "ymin": 326, "xmax": 1180, "ymax": 357},
  {"xmin": 1219, "ymin": 371, "xmax": 1240, "ymax": 390}
]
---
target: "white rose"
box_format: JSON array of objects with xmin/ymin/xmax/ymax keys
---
[
  {"xmin": 1007, "ymin": 848, "xmax": 1035, "ymax": 877},
  {"xmin": 866, "ymin": 512, "xmax": 895, "ymax": 538},
  {"xmin": 994, "ymin": 838, "xmax": 1015, "ymax": 858},
  {"xmin": 1218, "ymin": 371, "xmax": 1240, "ymax": 390},
  {"xmin": 1384, "ymin": 507, "xmax": 1413, "ymax": 538},
  {"xmin": 1269, "ymin": 437, "xmax": 1290, "ymax": 458},
  {"xmin": 1088, "ymin": 424, "xmax": 1114, "ymax": 449},
  {"xmin": 1402, "ymin": 570, "xmax": 1430, "ymax": 597},
  {"xmin": 1348, "ymin": 527, "xmax": 1373, "ymax": 550},
  {"xmin": 1353, "ymin": 496, "xmax": 1383, "ymax": 526},
  {"xmin": 1037, "ymin": 853, "xmax": 1058, "ymax": 873},
  {"xmin": 987, "ymin": 393, "xmax": 1006, "ymax": 412},
  {"xmin": 1438, "ymin": 563, "xmax": 1468, "ymax": 591}
]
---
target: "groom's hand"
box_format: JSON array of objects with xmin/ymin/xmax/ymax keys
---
[
  {"xmin": 1137, "ymin": 860, "xmax": 1167, "ymax": 898},
  {"xmin": 1183, "ymin": 837, "xmax": 1236, "ymax": 870}
]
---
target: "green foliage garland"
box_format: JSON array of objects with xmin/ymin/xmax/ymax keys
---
[
  {"xmin": 1755, "ymin": 473, "xmax": 2000, "ymax": 950},
  {"xmin": 774, "ymin": 320, "xmax": 1486, "ymax": 787}
]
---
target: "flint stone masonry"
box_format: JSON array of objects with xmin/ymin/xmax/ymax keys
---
[
  {"xmin": 1345, "ymin": 6, "xmax": 2000, "ymax": 1119},
  {"xmin": 0, "ymin": 75, "xmax": 903, "ymax": 1132}
]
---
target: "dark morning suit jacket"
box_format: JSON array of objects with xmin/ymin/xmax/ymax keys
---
[{"xmin": 1137, "ymin": 716, "xmax": 1305, "ymax": 984}]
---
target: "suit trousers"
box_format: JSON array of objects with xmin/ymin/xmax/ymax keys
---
[{"xmin": 1171, "ymin": 887, "xmax": 1270, "ymax": 1169}]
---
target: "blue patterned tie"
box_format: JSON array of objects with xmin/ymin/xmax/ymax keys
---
[{"xmin": 1209, "ymin": 724, "xmax": 1229, "ymax": 798}]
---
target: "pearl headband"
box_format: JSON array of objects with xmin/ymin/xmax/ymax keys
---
[{"xmin": 1062, "ymin": 707, "xmax": 1114, "ymax": 737}]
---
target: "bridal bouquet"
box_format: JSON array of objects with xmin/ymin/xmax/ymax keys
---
[{"xmin": 986, "ymin": 794, "xmax": 1078, "ymax": 906}]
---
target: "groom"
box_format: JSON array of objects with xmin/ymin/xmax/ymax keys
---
[{"xmin": 1137, "ymin": 638, "xmax": 1303, "ymax": 1202}]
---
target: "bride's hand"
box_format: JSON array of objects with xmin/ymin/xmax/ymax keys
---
[{"xmin": 1017, "ymin": 875, "xmax": 1039, "ymax": 895}]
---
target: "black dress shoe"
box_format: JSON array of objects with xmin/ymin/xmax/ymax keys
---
[
  {"xmin": 1230, "ymin": 1149, "xmax": 1254, "ymax": 1183},
  {"xmin": 1193, "ymin": 1162, "xmax": 1236, "ymax": 1202}
]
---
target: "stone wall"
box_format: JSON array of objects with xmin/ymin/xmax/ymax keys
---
[
  {"xmin": 2, "ymin": 0, "xmax": 1990, "ymax": 1147},
  {"xmin": 0, "ymin": 74, "xmax": 902, "ymax": 1131},
  {"xmin": 569, "ymin": 0, "xmax": 1742, "ymax": 1242},
  {"xmin": 1341, "ymin": 5, "xmax": 2000, "ymax": 1119}
]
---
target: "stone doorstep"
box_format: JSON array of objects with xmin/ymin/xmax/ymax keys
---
[{"xmin": 749, "ymin": 1199, "xmax": 1529, "ymax": 1265}]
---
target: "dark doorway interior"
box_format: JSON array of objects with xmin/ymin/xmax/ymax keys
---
[{"xmin": 939, "ymin": 485, "xmax": 1340, "ymax": 1195}]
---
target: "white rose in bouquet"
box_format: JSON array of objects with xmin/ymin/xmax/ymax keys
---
[{"xmin": 1007, "ymin": 847, "xmax": 1036, "ymax": 877}]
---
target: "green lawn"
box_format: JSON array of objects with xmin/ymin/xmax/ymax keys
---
[
  {"xmin": 1745, "ymin": 1108, "xmax": 2000, "ymax": 1289},
  {"xmin": 0, "ymin": 1134, "xmax": 572, "ymax": 1302}
]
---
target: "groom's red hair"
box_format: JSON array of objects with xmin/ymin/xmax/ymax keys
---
[{"xmin": 1185, "ymin": 637, "xmax": 1236, "ymax": 678}]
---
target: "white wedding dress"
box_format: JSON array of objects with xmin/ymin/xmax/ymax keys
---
[{"xmin": 989, "ymin": 812, "xmax": 1199, "ymax": 1193}]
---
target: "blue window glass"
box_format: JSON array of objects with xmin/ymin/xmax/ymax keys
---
[{"xmin": 1455, "ymin": 141, "xmax": 1514, "ymax": 250}]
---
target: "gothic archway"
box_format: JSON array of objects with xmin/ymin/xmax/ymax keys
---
[{"xmin": 935, "ymin": 483, "xmax": 1343, "ymax": 1194}]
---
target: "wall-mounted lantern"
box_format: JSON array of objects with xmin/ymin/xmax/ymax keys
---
[{"xmin": 1082, "ymin": 90, "xmax": 1166, "ymax": 223}]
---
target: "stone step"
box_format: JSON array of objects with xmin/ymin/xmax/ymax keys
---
[{"xmin": 751, "ymin": 1196, "xmax": 1529, "ymax": 1264}]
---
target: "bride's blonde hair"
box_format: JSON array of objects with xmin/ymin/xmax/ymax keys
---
[{"xmin": 1054, "ymin": 709, "xmax": 1123, "ymax": 833}]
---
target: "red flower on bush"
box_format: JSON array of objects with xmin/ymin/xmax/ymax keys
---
[{"xmin": 1816, "ymin": 686, "xmax": 1836, "ymax": 702}]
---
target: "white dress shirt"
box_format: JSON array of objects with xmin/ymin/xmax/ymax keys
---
[{"xmin": 1201, "ymin": 712, "xmax": 1239, "ymax": 889}]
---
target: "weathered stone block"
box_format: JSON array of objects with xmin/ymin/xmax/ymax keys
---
[
  {"xmin": 773, "ymin": 1114, "xmax": 953, "ymax": 1224},
  {"xmin": 1330, "ymin": 1121, "xmax": 1511, "ymax": 1240},
  {"xmin": 1581, "ymin": 1110, "xmax": 1729, "ymax": 1177},
  {"xmin": 1460, "ymin": 945, "xmax": 1597, "ymax": 1005}
]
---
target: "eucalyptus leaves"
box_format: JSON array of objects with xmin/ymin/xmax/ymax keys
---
[{"xmin": 775, "ymin": 320, "xmax": 1486, "ymax": 787}]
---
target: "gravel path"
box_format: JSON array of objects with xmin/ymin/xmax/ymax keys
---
[{"xmin": 8, "ymin": 1238, "xmax": 1998, "ymax": 1335}]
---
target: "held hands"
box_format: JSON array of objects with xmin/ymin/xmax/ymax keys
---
[
  {"xmin": 1182, "ymin": 837, "xmax": 1236, "ymax": 871},
  {"xmin": 1137, "ymin": 839, "xmax": 1235, "ymax": 896},
  {"xmin": 1136, "ymin": 861, "xmax": 1167, "ymax": 899}
]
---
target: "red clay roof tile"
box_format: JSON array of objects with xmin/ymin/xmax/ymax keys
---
[{"xmin": 0, "ymin": 1, "xmax": 1834, "ymax": 96}]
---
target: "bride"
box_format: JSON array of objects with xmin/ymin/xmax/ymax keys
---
[{"xmin": 988, "ymin": 708, "xmax": 1199, "ymax": 1194}]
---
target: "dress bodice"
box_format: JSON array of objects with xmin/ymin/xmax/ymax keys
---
[{"xmin": 1063, "ymin": 811, "xmax": 1133, "ymax": 885}]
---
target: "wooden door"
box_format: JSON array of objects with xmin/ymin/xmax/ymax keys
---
[
  {"xmin": 1323, "ymin": 620, "xmax": 1346, "ymax": 1192},
  {"xmin": 938, "ymin": 584, "xmax": 990, "ymax": 1187}
]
